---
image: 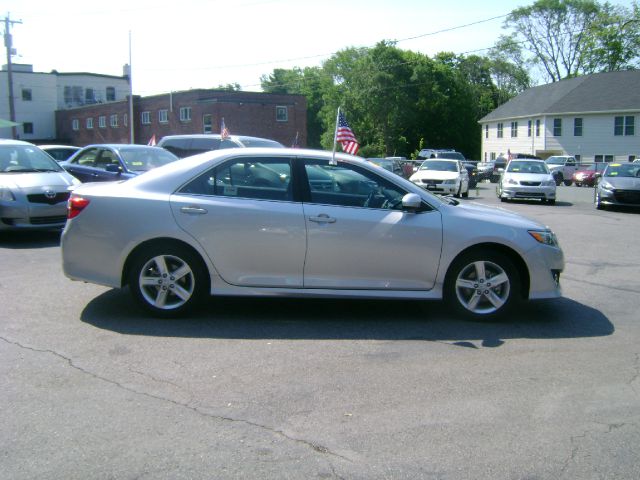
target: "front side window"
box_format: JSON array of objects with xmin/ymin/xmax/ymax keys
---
[
  {"xmin": 553, "ymin": 118, "xmax": 562, "ymax": 136},
  {"xmin": 141, "ymin": 111, "xmax": 151, "ymax": 125},
  {"xmin": 179, "ymin": 107, "xmax": 192, "ymax": 122},
  {"xmin": 71, "ymin": 148, "xmax": 99, "ymax": 166},
  {"xmin": 303, "ymin": 159, "xmax": 407, "ymax": 210},
  {"xmin": 180, "ymin": 157, "xmax": 293, "ymax": 202}
]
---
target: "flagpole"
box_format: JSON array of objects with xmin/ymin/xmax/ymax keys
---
[{"xmin": 330, "ymin": 106, "xmax": 340, "ymax": 165}]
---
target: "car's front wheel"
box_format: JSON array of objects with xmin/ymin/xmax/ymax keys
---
[
  {"xmin": 445, "ymin": 251, "xmax": 521, "ymax": 319},
  {"xmin": 128, "ymin": 244, "xmax": 208, "ymax": 317}
]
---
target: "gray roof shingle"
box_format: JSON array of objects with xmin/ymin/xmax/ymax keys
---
[{"xmin": 480, "ymin": 70, "xmax": 640, "ymax": 122}]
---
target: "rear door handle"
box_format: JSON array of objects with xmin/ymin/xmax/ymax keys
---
[
  {"xmin": 309, "ymin": 214, "xmax": 336, "ymax": 223},
  {"xmin": 180, "ymin": 206, "xmax": 208, "ymax": 215}
]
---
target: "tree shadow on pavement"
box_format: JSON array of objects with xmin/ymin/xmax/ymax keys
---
[{"xmin": 80, "ymin": 289, "xmax": 613, "ymax": 347}]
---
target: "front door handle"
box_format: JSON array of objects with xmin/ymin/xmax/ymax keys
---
[
  {"xmin": 309, "ymin": 214, "xmax": 336, "ymax": 223},
  {"xmin": 180, "ymin": 206, "xmax": 208, "ymax": 215}
]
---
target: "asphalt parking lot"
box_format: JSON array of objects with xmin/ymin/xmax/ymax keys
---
[{"xmin": 1, "ymin": 182, "xmax": 639, "ymax": 480}]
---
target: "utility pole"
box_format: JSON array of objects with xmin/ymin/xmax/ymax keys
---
[{"xmin": 3, "ymin": 13, "xmax": 22, "ymax": 139}]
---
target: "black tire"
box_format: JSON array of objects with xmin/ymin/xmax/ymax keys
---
[
  {"xmin": 547, "ymin": 199, "xmax": 556, "ymax": 205},
  {"xmin": 128, "ymin": 243, "xmax": 208, "ymax": 317},
  {"xmin": 554, "ymin": 174, "xmax": 563, "ymax": 186},
  {"xmin": 563, "ymin": 179, "xmax": 572, "ymax": 186},
  {"xmin": 444, "ymin": 251, "xmax": 521, "ymax": 319}
]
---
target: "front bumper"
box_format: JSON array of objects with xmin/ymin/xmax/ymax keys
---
[
  {"xmin": 597, "ymin": 187, "xmax": 640, "ymax": 207},
  {"xmin": 499, "ymin": 185, "xmax": 556, "ymax": 201}
]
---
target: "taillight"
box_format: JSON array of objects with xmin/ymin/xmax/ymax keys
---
[{"xmin": 68, "ymin": 196, "xmax": 90, "ymax": 219}]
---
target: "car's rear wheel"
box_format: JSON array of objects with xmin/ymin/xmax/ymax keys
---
[
  {"xmin": 445, "ymin": 251, "xmax": 521, "ymax": 319},
  {"xmin": 128, "ymin": 244, "xmax": 208, "ymax": 317},
  {"xmin": 554, "ymin": 173, "xmax": 563, "ymax": 186}
]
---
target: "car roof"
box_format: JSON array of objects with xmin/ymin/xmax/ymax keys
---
[
  {"xmin": 0, "ymin": 139, "xmax": 35, "ymax": 146},
  {"xmin": 80, "ymin": 144, "xmax": 166, "ymax": 150},
  {"xmin": 158, "ymin": 134, "xmax": 272, "ymax": 141}
]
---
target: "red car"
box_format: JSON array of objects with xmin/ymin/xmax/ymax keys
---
[{"xmin": 572, "ymin": 162, "xmax": 608, "ymax": 187}]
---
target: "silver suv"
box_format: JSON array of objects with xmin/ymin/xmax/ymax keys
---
[{"xmin": 157, "ymin": 134, "xmax": 284, "ymax": 158}]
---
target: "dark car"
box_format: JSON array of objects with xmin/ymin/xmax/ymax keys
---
[
  {"xmin": 157, "ymin": 134, "xmax": 284, "ymax": 159},
  {"xmin": 62, "ymin": 144, "xmax": 179, "ymax": 183},
  {"xmin": 572, "ymin": 162, "xmax": 608, "ymax": 187}
]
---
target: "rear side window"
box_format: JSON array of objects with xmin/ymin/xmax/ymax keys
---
[
  {"xmin": 190, "ymin": 137, "xmax": 222, "ymax": 153},
  {"xmin": 179, "ymin": 157, "xmax": 293, "ymax": 202},
  {"xmin": 159, "ymin": 138, "xmax": 192, "ymax": 158}
]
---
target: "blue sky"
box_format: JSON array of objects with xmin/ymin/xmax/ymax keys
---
[{"xmin": 0, "ymin": 0, "xmax": 634, "ymax": 95}]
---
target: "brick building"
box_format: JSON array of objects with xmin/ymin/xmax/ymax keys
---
[{"xmin": 56, "ymin": 89, "xmax": 307, "ymax": 148}]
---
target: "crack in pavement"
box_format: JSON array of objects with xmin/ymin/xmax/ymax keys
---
[{"xmin": 0, "ymin": 335, "xmax": 353, "ymax": 466}]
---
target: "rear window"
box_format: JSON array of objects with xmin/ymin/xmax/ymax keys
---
[{"xmin": 238, "ymin": 138, "xmax": 283, "ymax": 148}]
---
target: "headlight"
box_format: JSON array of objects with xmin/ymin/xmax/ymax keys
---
[
  {"xmin": 442, "ymin": 179, "xmax": 456, "ymax": 185},
  {"xmin": 505, "ymin": 178, "xmax": 518, "ymax": 185},
  {"xmin": 542, "ymin": 180, "xmax": 556, "ymax": 186},
  {"xmin": 0, "ymin": 187, "xmax": 16, "ymax": 201},
  {"xmin": 600, "ymin": 181, "xmax": 614, "ymax": 191},
  {"xmin": 528, "ymin": 230, "xmax": 559, "ymax": 247}
]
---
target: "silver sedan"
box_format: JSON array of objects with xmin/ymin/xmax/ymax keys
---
[{"xmin": 61, "ymin": 148, "xmax": 564, "ymax": 319}]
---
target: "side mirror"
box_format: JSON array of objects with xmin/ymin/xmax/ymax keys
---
[
  {"xmin": 402, "ymin": 193, "xmax": 422, "ymax": 211},
  {"xmin": 105, "ymin": 163, "xmax": 123, "ymax": 173}
]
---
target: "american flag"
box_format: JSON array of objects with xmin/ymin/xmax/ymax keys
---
[
  {"xmin": 336, "ymin": 111, "xmax": 359, "ymax": 155},
  {"xmin": 220, "ymin": 118, "xmax": 230, "ymax": 139}
]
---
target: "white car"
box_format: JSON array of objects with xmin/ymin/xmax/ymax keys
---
[
  {"xmin": 409, "ymin": 159, "xmax": 470, "ymax": 197},
  {"xmin": 497, "ymin": 159, "xmax": 557, "ymax": 204}
]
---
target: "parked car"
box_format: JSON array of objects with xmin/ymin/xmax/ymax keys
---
[
  {"xmin": 157, "ymin": 134, "xmax": 284, "ymax": 159},
  {"xmin": 0, "ymin": 139, "xmax": 81, "ymax": 230},
  {"xmin": 61, "ymin": 148, "xmax": 564, "ymax": 319},
  {"xmin": 62, "ymin": 144, "xmax": 179, "ymax": 183},
  {"xmin": 409, "ymin": 159, "xmax": 470, "ymax": 197},
  {"xmin": 490, "ymin": 156, "xmax": 508, "ymax": 183},
  {"xmin": 476, "ymin": 161, "xmax": 494, "ymax": 182},
  {"xmin": 572, "ymin": 162, "xmax": 608, "ymax": 187},
  {"xmin": 416, "ymin": 149, "xmax": 465, "ymax": 161},
  {"xmin": 39, "ymin": 144, "xmax": 81, "ymax": 162},
  {"xmin": 594, "ymin": 162, "xmax": 640, "ymax": 210},
  {"xmin": 496, "ymin": 159, "xmax": 557, "ymax": 204},
  {"xmin": 367, "ymin": 158, "xmax": 404, "ymax": 176},
  {"xmin": 545, "ymin": 155, "xmax": 579, "ymax": 186}
]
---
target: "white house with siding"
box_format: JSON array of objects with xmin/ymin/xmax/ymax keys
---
[{"xmin": 479, "ymin": 70, "xmax": 640, "ymax": 164}]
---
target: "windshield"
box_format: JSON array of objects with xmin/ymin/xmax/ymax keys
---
[
  {"xmin": 419, "ymin": 160, "xmax": 458, "ymax": 172},
  {"xmin": 0, "ymin": 145, "xmax": 64, "ymax": 173},
  {"xmin": 436, "ymin": 152, "xmax": 465, "ymax": 161},
  {"xmin": 238, "ymin": 138, "xmax": 284, "ymax": 148},
  {"xmin": 119, "ymin": 148, "xmax": 179, "ymax": 172},
  {"xmin": 545, "ymin": 156, "xmax": 568, "ymax": 165},
  {"xmin": 506, "ymin": 161, "xmax": 549, "ymax": 174},
  {"xmin": 604, "ymin": 163, "xmax": 640, "ymax": 178}
]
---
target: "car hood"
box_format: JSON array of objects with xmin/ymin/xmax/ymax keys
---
[
  {"xmin": 0, "ymin": 171, "xmax": 79, "ymax": 189},
  {"xmin": 453, "ymin": 201, "xmax": 547, "ymax": 230},
  {"xmin": 502, "ymin": 172, "xmax": 554, "ymax": 182},
  {"xmin": 601, "ymin": 177, "xmax": 640, "ymax": 189},
  {"xmin": 410, "ymin": 171, "xmax": 459, "ymax": 181}
]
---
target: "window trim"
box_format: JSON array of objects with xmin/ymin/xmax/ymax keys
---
[
  {"xmin": 159, "ymin": 109, "xmax": 168, "ymax": 123},
  {"xmin": 141, "ymin": 111, "xmax": 151, "ymax": 125},
  {"xmin": 553, "ymin": 118, "xmax": 562, "ymax": 137},
  {"xmin": 276, "ymin": 106, "xmax": 288, "ymax": 122},
  {"xmin": 179, "ymin": 107, "xmax": 192, "ymax": 122}
]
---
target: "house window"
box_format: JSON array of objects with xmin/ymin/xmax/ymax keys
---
[
  {"xmin": 86, "ymin": 118, "xmax": 93, "ymax": 129},
  {"xmin": 497, "ymin": 123, "xmax": 503, "ymax": 138},
  {"xmin": 553, "ymin": 118, "xmax": 562, "ymax": 136},
  {"xmin": 276, "ymin": 106, "xmax": 288, "ymax": 122},
  {"xmin": 485, "ymin": 125, "xmax": 488, "ymax": 139},
  {"xmin": 203, "ymin": 114, "xmax": 212, "ymax": 134},
  {"xmin": 574, "ymin": 118, "xmax": 583, "ymax": 136},
  {"xmin": 575, "ymin": 154, "xmax": 581, "ymax": 163},
  {"xmin": 72, "ymin": 119, "xmax": 80, "ymax": 131},
  {"xmin": 527, "ymin": 120, "xmax": 532, "ymax": 137},
  {"xmin": 85, "ymin": 88, "xmax": 95, "ymax": 103},
  {"xmin": 22, "ymin": 88, "xmax": 32, "ymax": 101},
  {"xmin": 595, "ymin": 155, "xmax": 614, "ymax": 162},
  {"xmin": 99, "ymin": 116, "xmax": 106, "ymax": 128},
  {"xmin": 159, "ymin": 110, "xmax": 168, "ymax": 123},
  {"xmin": 141, "ymin": 111, "xmax": 151, "ymax": 125},
  {"xmin": 179, "ymin": 107, "xmax": 191, "ymax": 122},
  {"xmin": 510, "ymin": 121, "xmax": 518, "ymax": 137},
  {"xmin": 106, "ymin": 87, "xmax": 116, "ymax": 101},
  {"xmin": 490, "ymin": 152, "xmax": 496, "ymax": 160},
  {"xmin": 614, "ymin": 116, "xmax": 634, "ymax": 136},
  {"xmin": 110, "ymin": 114, "xmax": 118, "ymax": 127},
  {"xmin": 535, "ymin": 119, "xmax": 541, "ymax": 136},
  {"xmin": 23, "ymin": 122, "xmax": 33, "ymax": 134},
  {"xmin": 123, "ymin": 114, "xmax": 128, "ymax": 127}
]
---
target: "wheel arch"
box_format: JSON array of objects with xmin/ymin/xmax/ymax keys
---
[
  {"xmin": 121, "ymin": 237, "xmax": 211, "ymax": 291},
  {"xmin": 444, "ymin": 242, "xmax": 530, "ymax": 300}
]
